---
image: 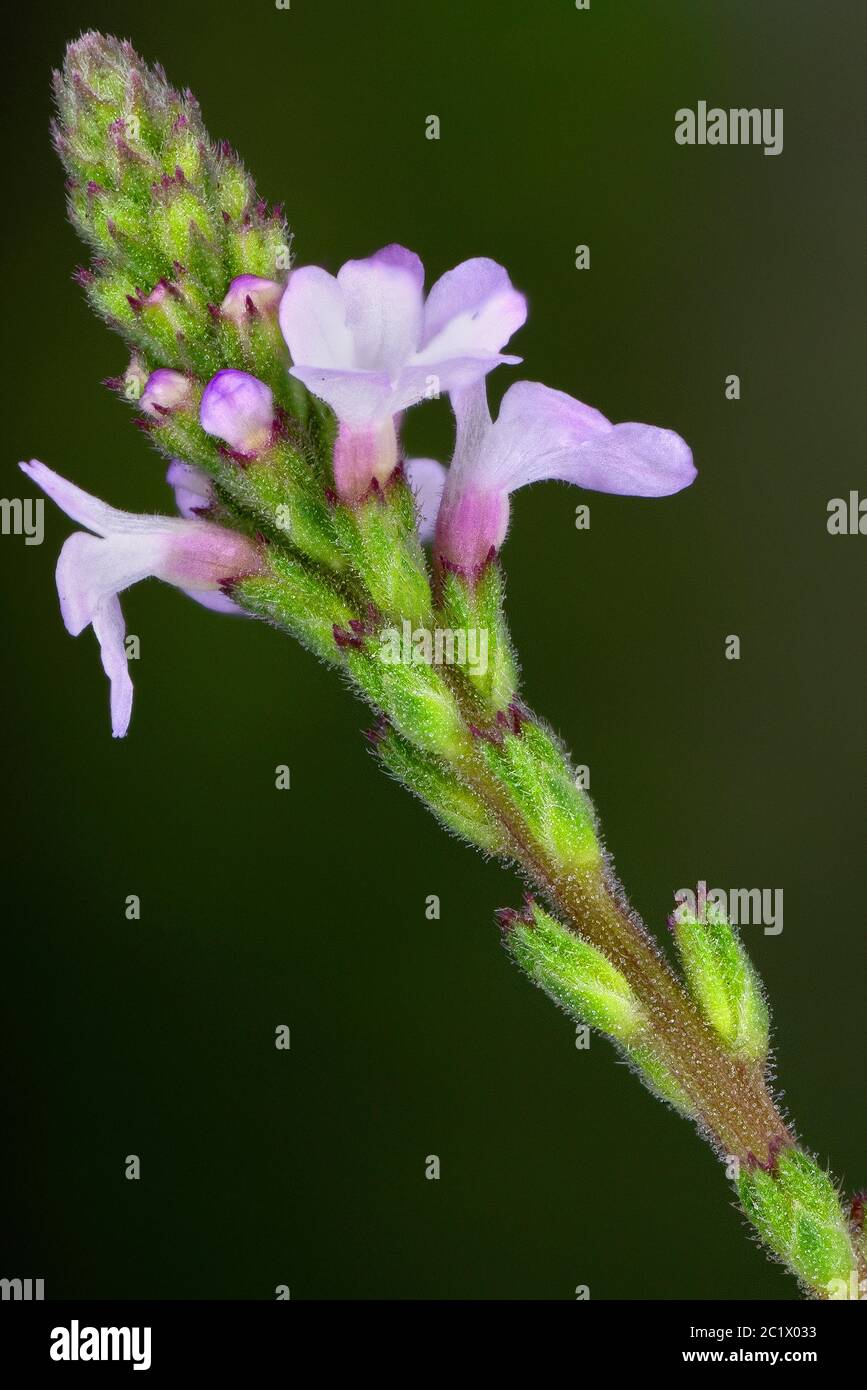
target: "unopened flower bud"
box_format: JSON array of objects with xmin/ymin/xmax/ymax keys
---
[
  {"xmin": 200, "ymin": 369, "xmax": 274, "ymax": 455},
  {"xmin": 141, "ymin": 368, "xmax": 194, "ymax": 417},
  {"xmin": 220, "ymin": 274, "xmax": 283, "ymax": 326}
]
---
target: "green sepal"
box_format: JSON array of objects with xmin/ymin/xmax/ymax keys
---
[
  {"xmin": 437, "ymin": 561, "xmax": 518, "ymax": 712},
  {"xmin": 232, "ymin": 552, "xmax": 354, "ymax": 666},
  {"xmin": 375, "ymin": 727, "xmax": 504, "ymax": 854},
  {"xmin": 332, "ymin": 481, "xmax": 433, "ymax": 625},
  {"xmin": 343, "ymin": 640, "xmax": 465, "ymax": 759},
  {"xmin": 671, "ymin": 895, "xmax": 769, "ymax": 1061},
  {"xmin": 503, "ymin": 902, "xmax": 643, "ymax": 1044},
  {"xmin": 477, "ymin": 721, "xmax": 601, "ymax": 870},
  {"xmin": 738, "ymin": 1149, "xmax": 856, "ymax": 1297}
]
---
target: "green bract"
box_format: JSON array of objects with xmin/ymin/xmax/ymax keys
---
[
  {"xmin": 671, "ymin": 897, "xmax": 770, "ymax": 1061},
  {"xmin": 739, "ymin": 1150, "xmax": 857, "ymax": 1297},
  {"xmin": 503, "ymin": 902, "xmax": 643, "ymax": 1044}
]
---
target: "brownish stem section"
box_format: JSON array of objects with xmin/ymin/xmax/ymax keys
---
[{"xmin": 462, "ymin": 744, "xmax": 792, "ymax": 1164}]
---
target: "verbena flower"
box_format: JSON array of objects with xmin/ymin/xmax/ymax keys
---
[
  {"xmin": 278, "ymin": 244, "xmax": 526, "ymax": 501},
  {"xmin": 20, "ymin": 460, "xmax": 261, "ymax": 737},
  {"xmin": 428, "ymin": 381, "xmax": 696, "ymax": 570}
]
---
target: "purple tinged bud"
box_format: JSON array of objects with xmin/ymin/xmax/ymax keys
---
[
  {"xmin": 199, "ymin": 369, "xmax": 274, "ymax": 456},
  {"xmin": 141, "ymin": 369, "xmax": 194, "ymax": 418},
  {"xmin": 220, "ymin": 275, "xmax": 283, "ymax": 326}
]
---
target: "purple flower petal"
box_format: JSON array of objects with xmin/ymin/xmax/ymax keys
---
[
  {"xmin": 166, "ymin": 460, "xmax": 213, "ymax": 519},
  {"xmin": 436, "ymin": 381, "xmax": 696, "ymax": 570},
  {"xmin": 485, "ymin": 382, "xmax": 696, "ymax": 496},
  {"xmin": 405, "ymin": 457, "xmax": 447, "ymax": 541},
  {"xmin": 419, "ymin": 257, "xmax": 527, "ymax": 361},
  {"xmin": 140, "ymin": 368, "xmax": 193, "ymax": 417},
  {"xmin": 221, "ymin": 274, "xmax": 283, "ymax": 325}
]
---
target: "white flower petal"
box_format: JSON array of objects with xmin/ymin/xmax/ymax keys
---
[
  {"xmin": 288, "ymin": 365, "xmax": 394, "ymax": 426},
  {"xmin": 279, "ymin": 266, "xmax": 354, "ymax": 369},
  {"xmin": 91, "ymin": 594, "xmax": 134, "ymax": 738},
  {"xmin": 20, "ymin": 459, "xmax": 157, "ymax": 536},
  {"xmin": 419, "ymin": 257, "xmax": 527, "ymax": 363},
  {"xmin": 482, "ymin": 382, "xmax": 695, "ymax": 496},
  {"xmin": 55, "ymin": 531, "xmax": 167, "ymax": 635},
  {"xmin": 336, "ymin": 244, "xmax": 425, "ymax": 374}
]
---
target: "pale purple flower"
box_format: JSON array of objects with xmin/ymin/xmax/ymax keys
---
[
  {"xmin": 220, "ymin": 274, "xmax": 283, "ymax": 326},
  {"xmin": 278, "ymin": 244, "xmax": 526, "ymax": 500},
  {"xmin": 200, "ymin": 369, "xmax": 274, "ymax": 455},
  {"xmin": 20, "ymin": 459, "xmax": 262, "ymax": 737},
  {"xmin": 140, "ymin": 368, "xmax": 194, "ymax": 417},
  {"xmin": 433, "ymin": 381, "xmax": 697, "ymax": 571}
]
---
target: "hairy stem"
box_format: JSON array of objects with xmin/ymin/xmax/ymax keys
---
[{"xmin": 461, "ymin": 738, "xmax": 789, "ymax": 1162}]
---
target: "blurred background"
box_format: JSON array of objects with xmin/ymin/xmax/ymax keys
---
[{"xmin": 2, "ymin": 0, "xmax": 864, "ymax": 1299}]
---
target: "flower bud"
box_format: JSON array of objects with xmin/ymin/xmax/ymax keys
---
[
  {"xmin": 739, "ymin": 1149, "xmax": 856, "ymax": 1297},
  {"xmin": 200, "ymin": 369, "xmax": 274, "ymax": 455},
  {"xmin": 670, "ymin": 886, "xmax": 769, "ymax": 1062},
  {"xmin": 220, "ymin": 274, "xmax": 283, "ymax": 326},
  {"xmin": 141, "ymin": 368, "xmax": 194, "ymax": 417}
]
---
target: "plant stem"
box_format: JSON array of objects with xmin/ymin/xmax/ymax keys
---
[{"xmin": 461, "ymin": 738, "xmax": 789, "ymax": 1162}]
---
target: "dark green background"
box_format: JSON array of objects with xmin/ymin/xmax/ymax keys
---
[{"xmin": 3, "ymin": 0, "xmax": 864, "ymax": 1300}]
